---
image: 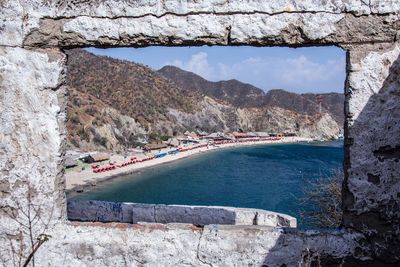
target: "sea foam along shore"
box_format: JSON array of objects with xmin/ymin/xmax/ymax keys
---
[{"xmin": 65, "ymin": 137, "xmax": 312, "ymax": 193}]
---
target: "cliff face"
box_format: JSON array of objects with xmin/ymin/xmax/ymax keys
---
[
  {"xmin": 168, "ymin": 100, "xmax": 339, "ymax": 140},
  {"xmin": 236, "ymin": 107, "xmax": 339, "ymax": 139},
  {"xmin": 66, "ymin": 49, "xmax": 341, "ymax": 152}
]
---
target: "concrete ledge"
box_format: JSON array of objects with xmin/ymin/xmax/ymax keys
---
[
  {"xmin": 155, "ymin": 205, "xmax": 236, "ymax": 225},
  {"xmin": 225, "ymin": 207, "xmax": 297, "ymax": 228},
  {"xmin": 67, "ymin": 200, "xmax": 123, "ymax": 222},
  {"xmin": 67, "ymin": 200, "xmax": 297, "ymax": 228}
]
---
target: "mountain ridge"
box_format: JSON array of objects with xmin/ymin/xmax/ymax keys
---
[{"xmin": 158, "ymin": 65, "xmax": 344, "ymax": 125}]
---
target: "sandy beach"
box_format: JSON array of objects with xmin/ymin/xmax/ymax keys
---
[{"xmin": 65, "ymin": 137, "xmax": 312, "ymax": 192}]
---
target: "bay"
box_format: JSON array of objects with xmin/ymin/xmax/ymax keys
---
[{"xmin": 72, "ymin": 141, "xmax": 343, "ymax": 228}]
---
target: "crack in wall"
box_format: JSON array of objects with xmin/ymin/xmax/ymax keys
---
[
  {"xmin": 360, "ymin": 0, "xmax": 373, "ymax": 14},
  {"xmin": 153, "ymin": 205, "xmax": 157, "ymax": 223},
  {"xmin": 42, "ymin": 0, "xmax": 400, "ymax": 22},
  {"xmin": 41, "ymin": 10, "xmax": 351, "ymax": 21},
  {"xmin": 21, "ymin": 10, "xmax": 399, "ymax": 49},
  {"xmin": 195, "ymin": 227, "xmax": 212, "ymax": 267}
]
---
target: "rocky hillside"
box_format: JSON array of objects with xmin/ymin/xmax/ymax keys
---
[
  {"xmin": 158, "ymin": 65, "xmax": 264, "ymax": 107},
  {"xmin": 66, "ymin": 49, "xmax": 341, "ymax": 152},
  {"xmin": 158, "ymin": 66, "xmax": 344, "ymax": 124},
  {"xmin": 67, "ymin": 88, "xmax": 147, "ymax": 153},
  {"xmin": 67, "ymin": 49, "xmax": 202, "ymax": 132},
  {"xmin": 301, "ymin": 93, "xmax": 344, "ymax": 125}
]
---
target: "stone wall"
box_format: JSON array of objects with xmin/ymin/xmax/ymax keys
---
[
  {"xmin": 342, "ymin": 42, "xmax": 400, "ymax": 264},
  {"xmin": 0, "ymin": 1, "xmax": 399, "ymax": 266},
  {"xmin": 67, "ymin": 200, "xmax": 297, "ymax": 227}
]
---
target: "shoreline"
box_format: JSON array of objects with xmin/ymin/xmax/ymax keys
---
[{"xmin": 65, "ymin": 137, "xmax": 313, "ymax": 195}]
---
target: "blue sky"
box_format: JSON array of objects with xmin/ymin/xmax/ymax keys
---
[{"xmin": 86, "ymin": 46, "xmax": 346, "ymax": 94}]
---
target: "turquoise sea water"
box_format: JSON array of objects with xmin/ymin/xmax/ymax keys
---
[{"xmin": 72, "ymin": 141, "xmax": 343, "ymax": 228}]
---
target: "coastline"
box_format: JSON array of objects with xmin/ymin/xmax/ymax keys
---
[{"xmin": 65, "ymin": 137, "xmax": 312, "ymax": 195}]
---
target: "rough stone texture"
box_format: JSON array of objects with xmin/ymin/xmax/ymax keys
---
[
  {"xmin": 154, "ymin": 204, "xmax": 236, "ymax": 225},
  {"xmin": 198, "ymin": 226, "xmax": 364, "ymax": 267},
  {"xmin": 29, "ymin": 222, "xmax": 363, "ymax": 267},
  {"xmin": 1, "ymin": 0, "xmax": 400, "ymax": 266},
  {"xmin": 0, "ymin": 47, "xmax": 66, "ymax": 265},
  {"xmin": 23, "ymin": 13, "xmax": 400, "ymax": 48},
  {"xmin": 0, "ymin": 0, "xmax": 395, "ymax": 48},
  {"xmin": 343, "ymin": 42, "xmax": 400, "ymax": 264},
  {"xmin": 224, "ymin": 207, "xmax": 297, "ymax": 227},
  {"xmin": 0, "ymin": 47, "xmax": 65, "ymax": 218},
  {"xmin": 67, "ymin": 200, "xmax": 297, "ymax": 227}
]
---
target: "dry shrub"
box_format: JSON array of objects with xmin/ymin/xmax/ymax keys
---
[{"xmin": 300, "ymin": 169, "xmax": 343, "ymax": 228}]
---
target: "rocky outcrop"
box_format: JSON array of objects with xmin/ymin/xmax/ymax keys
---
[{"xmin": 238, "ymin": 107, "xmax": 340, "ymax": 139}]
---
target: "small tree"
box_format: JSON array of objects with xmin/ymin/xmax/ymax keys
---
[
  {"xmin": 299, "ymin": 169, "xmax": 343, "ymax": 228},
  {"xmin": 1, "ymin": 185, "xmax": 54, "ymax": 266}
]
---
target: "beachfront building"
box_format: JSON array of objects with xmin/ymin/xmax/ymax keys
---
[
  {"xmin": 203, "ymin": 132, "xmax": 233, "ymax": 141},
  {"xmin": 64, "ymin": 157, "xmax": 78, "ymax": 168},
  {"xmin": 196, "ymin": 130, "xmax": 208, "ymax": 137},
  {"xmin": 176, "ymin": 136, "xmax": 200, "ymax": 145},
  {"xmin": 82, "ymin": 152, "xmax": 110, "ymax": 163},
  {"xmin": 253, "ymin": 132, "xmax": 270, "ymax": 138},
  {"xmin": 183, "ymin": 130, "xmax": 199, "ymax": 139},
  {"xmin": 283, "ymin": 131, "xmax": 297, "ymax": 137},
  {"xmin": 143, "ymin": 142, "xmax": 168, "ymax": 152},
  {"xmin": 232, "ymin": 132, "xmax": 259, "ymax": 139},
  {"xmin": 268, "ymin": 132, "xmax": 280, "ymax": 137},
  {"xmin": 176, "ymin": 132, "xmax": 201, "ymax": 145},
  {"xmin": 165, "ymin": 137, "xmax": 180, "ymax": 147}
]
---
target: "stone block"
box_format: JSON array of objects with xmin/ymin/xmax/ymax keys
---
[
  {"xmin": 155, "ymin": 205, "xmax": 236, "ymax": 225},
  {"xmin": 120, "ymin": 202, "xmax": 134, "ymax": 223},
  {"xmin": 67, "ymin": 200, "xmax": 122, "ymax": 222},
  {"xmin": 130, "ymin": 203, "xmax": 156, "ymax": 223}
]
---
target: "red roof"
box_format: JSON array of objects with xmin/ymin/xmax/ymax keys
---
[{"xmin": 233, "ymin": 132, "xmax": 249, "ymax": 137}]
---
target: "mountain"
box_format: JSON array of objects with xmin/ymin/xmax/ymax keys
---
[
  {"xmin": 301, "ymin": 93, "xmax": 344, "ymax": 125},
  {"xmin": 157, "ymin": 65, "xmax": 265, "ymax": 107},
  {"xmin": 158, "ymin": 66, "xmax": 344, "ymax": 125},
  {"xmin": 264, "ymin": 90, "xmax": 345, "ymax": 125},
  {"xmin": 66, "ymin": 49, "xmax": 341, "ymax": 152},
  {"xmin": 66, "ymin": 87, "xmax": 147, "ymax": 153},
  {"xmin": 66, "ymin": 49, "xmax": 202, "ymax": 132}
]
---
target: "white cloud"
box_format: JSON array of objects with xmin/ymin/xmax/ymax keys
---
[
  {"xmin": 280, "ymin": 55, "xmax": 322, "ymax": 84},
  {"xmin": 164, "ymin": 52, "xmax": 345, "ymax": 93},
  {"xmin": 215, "ymin": 54, "xmax": 345, "ymax": 92},
  {"xmin": 277, "ymin": 55, "xmax": 346, "ymax": 91},
  {"xmin": 164, "ymin": 52, "xmax": 215, "ymax": 80},
  {"xmin": 167, "ymin": 59, "xmax": 184, "ymax": 68}
]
